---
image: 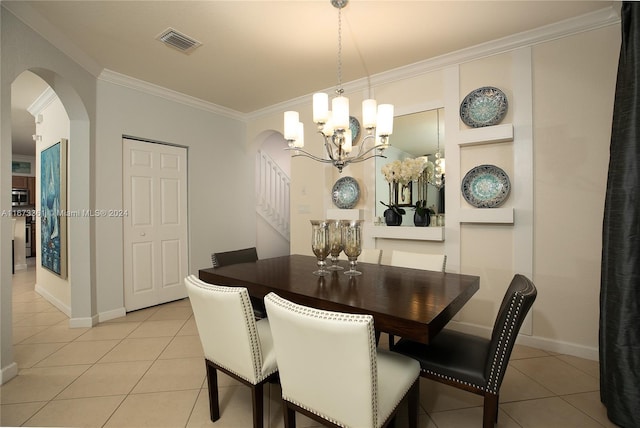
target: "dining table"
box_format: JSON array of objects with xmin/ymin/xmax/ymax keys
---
[{"xmin": 198, "ymin": 254, "xmax": 479, "ymax": 344}]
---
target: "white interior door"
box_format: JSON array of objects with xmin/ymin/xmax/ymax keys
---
[{"xmin": 123, "ymin": 138, "xmax": 188, "ymax": 311}]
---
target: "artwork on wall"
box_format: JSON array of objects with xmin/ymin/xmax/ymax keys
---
[
  {"xmin": 12, "ymin": 160, "xmax": 32, "ymax": 174},
  {"xmin": 40, "ymin": 139, "xmax": 67, "ymax": 279}
]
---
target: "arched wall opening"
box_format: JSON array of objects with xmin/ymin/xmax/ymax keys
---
[
  {"xmin": 1, "ymin": 66, "xmax": 94, "ymax": 384},
  {"xmin": 253, "ymin": 129, "xmax": 290, "ymax": 259}
]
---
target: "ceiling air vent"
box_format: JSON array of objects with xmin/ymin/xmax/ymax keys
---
[{"xmin": 156, "ymin": 28, "xmax": 202, "ymax": 54}]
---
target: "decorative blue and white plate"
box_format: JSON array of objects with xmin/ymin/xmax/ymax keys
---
[
  {"xmin": 460, "ymin": 87, "xmax": 508, "ymax": 128},
  {"xmin": 461, "ymin": 165, "xmax": 510, "ymax": 208},
  {"xmin": 332, "ymin": 176, "xmax": 360, "ymax": 209},
  {"xmin": 349, "ymin": 116, "xmax": 361, "ymax": 143}
]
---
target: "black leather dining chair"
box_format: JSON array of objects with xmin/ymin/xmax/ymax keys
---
[
  {"xmin": 392, "ymin": 274, "xmax": 537, "ymax": 428},
  {"xmin": 211, "ymin": 247, "xmax": 258, "ymax": 268},
  {"xmin": 212, "ymin": 247, "xmax": 266, "ymax": 319}
]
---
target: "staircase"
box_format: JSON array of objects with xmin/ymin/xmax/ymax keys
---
[{"xmin": 256, "ymin": 150, "xmax": 290, "ymax": 241}]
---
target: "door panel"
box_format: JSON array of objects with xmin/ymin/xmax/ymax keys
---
[{"xmin": 123, "ymin": 138, "xmax": 188, "ymax": 311}]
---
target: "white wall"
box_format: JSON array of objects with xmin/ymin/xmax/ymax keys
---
[{"xmin": 95, "ymin": 78, "xmax": 255, "ymax": 317}]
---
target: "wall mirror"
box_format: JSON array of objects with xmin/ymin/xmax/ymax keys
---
[{"xmin": 375, "ymin": 107, "xmax": 445, "ymax": 220}]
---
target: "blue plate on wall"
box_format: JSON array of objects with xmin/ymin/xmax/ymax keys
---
[
  {"xmin": 332, "ymin": 176, "xmax": 360, "ymax": 209},
  {"xmin": 460, "ymin": 86, "xmax": 508, "ymax": 128},
  {"xmin": 461, "ymin": 164, "xmax": 510, "ymax": 208}
]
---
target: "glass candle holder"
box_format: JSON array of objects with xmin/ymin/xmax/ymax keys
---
[
  {"xmin": 327, "ymin": 219, "xmax": 344, "ymax": 270},
  {"xmin": 342, "ymin": 219, "xmax": 363, "ymax": 276},
  {"xmin": 310, "ymin": 220, "xmax": 330, "ymax": 276}
]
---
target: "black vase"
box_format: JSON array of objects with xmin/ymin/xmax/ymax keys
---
[
  {"xmin": 413, "ymin": 211, "xmax": 431, "ymax": 227},
  {"xmin": 384, "ymin": 209, "xmax": 403, "ymax": 226}
]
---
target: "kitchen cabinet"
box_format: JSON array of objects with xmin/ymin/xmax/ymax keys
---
[
  {"xmin": 12, "ymin": 175, "xmax": 28, "ymax": 189},
  {"xmin": 27, "ymin": 177, "xmax": 35, "ymax": 205}
]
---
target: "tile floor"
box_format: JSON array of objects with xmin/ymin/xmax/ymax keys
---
[{"xmin": 1, "ymin": 264, "xmax": 617, "ymax": 427}]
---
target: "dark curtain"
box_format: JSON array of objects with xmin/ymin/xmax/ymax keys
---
[{"xmin": 600, "ymin": 3, "xmax": 640, "ymax": 427}]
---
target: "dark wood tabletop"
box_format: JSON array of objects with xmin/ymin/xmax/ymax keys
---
[{"xmin": 199, "ymin": 254, "xmax": 479, "ymax": 344}]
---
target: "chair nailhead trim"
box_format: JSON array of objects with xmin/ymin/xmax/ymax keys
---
[
  {"xmin": 486, "ymin": 291, "xmax": 526, "ymax": 394},
  {"xmin": 423, "ymin": 369, "xmax": 485, "ymax": 391}
]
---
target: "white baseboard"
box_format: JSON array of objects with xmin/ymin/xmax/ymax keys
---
[
  {"xmin": 98, "ymin": 307, "xmax": 127, "ymax": 323},
  {"xmin": 69, "ymin": 315, "xmax": 98, "ymax": 328},
  {"xmin": 14, "ymin": 263, "xmax": 27, "ymax": 271},
  {"xmin": 447, "ymin": 320, "xmax": 599, "ymax": 362},
  {"xmin": 35, "ymin": 283, "xmax": 71, "ymax": 317},
  {"xmin": 1, "ymin": 362, "xmax": 18, "ymax": 385}
]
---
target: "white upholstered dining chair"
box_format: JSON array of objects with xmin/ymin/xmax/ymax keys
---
[
  {"xmin": 390, "ymin": 250, "xmax": 446, "ymax": 272},
  {"xmin": 264, "ymin": 292, "xmax": 420, "ymax": 428},
  {"xmin": 359, "ymin": 248, "xmax": 382, "ymax": 264},
  {"xmin": 184, "ymin": 275, "xmax": 278, "ymax": 428}
]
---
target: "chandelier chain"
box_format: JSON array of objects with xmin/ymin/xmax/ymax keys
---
[{"xmin": 336, "ymin": 5, "xmax": 343, "ymax": 94}]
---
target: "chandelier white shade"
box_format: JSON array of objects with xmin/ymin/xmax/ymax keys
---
[{"xmin": 283, "ymin": 0, "xmax": 394, "ymax": 173}]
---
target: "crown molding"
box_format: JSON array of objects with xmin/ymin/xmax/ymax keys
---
[
  {"xmin": 248, "ymin": 6, "xmax": 620, "ymax": 120},
  {"xmin": 6, "ymin": 0, "xmax": 619, "ymax": 123},
  {"xmin": 2, "ymin": 1, "xmax": 103, "ymax": 78},
  {"xmin": 27, "ymin": 87, "xmax": 57, "ymax": 117},
  {"xmin": 98, "ymin": 69, "xmax": 247, "ymax": 122}
]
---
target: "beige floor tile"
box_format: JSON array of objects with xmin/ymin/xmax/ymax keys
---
[
  {"xmin": 511, "ymin": 344, "xmax": 551, "ymax": 360},
  {"xmin": 75, "ymin": 321, "xmax": 141, "ymax": 341},
  {"xmin": 12, "ymin": 299, "xmax": 59, "ymax": 314},
  {"xmin": 418, "ymin": 378, "xmax": 483, "ymax": 413},
  {"xmin": 164, "ymin": 297, "xmax": 192, "ymax": 307},
  {"xmin": 0, "ymin": 365, "xmax": 90, "ymax": 404},
  {"xmin": 132, "ymin": 356, "xmax": 205, "ymax": 393},
  {"xmin": 389, "ymin": 397, "xmax": 438, "ymax": 428},
  {"xmin": 188, "ymin": 386, "xmax": 266, "ymax": 428},
  {"xmin": 20, "ymin": 322, "xmax": 89, "ymax": 344},
  {"xmin": 57, "ymin": 360, "xmax": 153, "ymax": 399},
  {"xmin": 127, "ymin": 319, "xmax": 188, "ymax": 338},
  {"xmin": 99, "ymin": 336, "xmax": 172, "ymax": 363},
  {"xmin": 104, "ymin": 306, "xmax": 160, "ymax": 323},
  {"xmin": 13, "ymin": 342, "xmax": 66, "ymax": 368},
  {"xmin": 556, "ymin": 354, "xmax": 600, "ymax": 379},
  {"xmin": 509, "ymin": 356, "xmax": 599, "ymax": 395},
  {"xmin": 159, "ymin": 335, "xmax": 204, "ymax": 359},
  {"xmin": 500, "ymin": 365, "xmax": 555, "ymax": 402},
  {"xmin": 0, "ymin": 402, "xmax": 47, "ymax": 427},
  {"xmin": 12, "ymin": 311, "xmax": 69, "ymax": 327},
  {"xmin": 177, "ymin": 317, "xmax": 199, "ymax": 336},
  {"xmin": 429, "ymin": 407, "xmax": 521, "ymax": 428},
  {"xmin": 35, "ymin": 339, "xmax": 120, "ymax": 367},
  {"xmin": 104, "ymin": 389, "xmax": 199, "ymax": 427},
  {"xmin": 147, "ymin": 305, "xmax": 193, "ymax": 321},
  {"xmin": 501, "ymin": 396, "xmax": 603, "ymax": 428},
  {"xmin": 24, "ymin": 395, "xmax": 125, "ymax": 427},
  {"xmin": 12, "ymin": 325, "xmax": 50, "ymax": 344},
  {"xmin": 11, "ymin": 312, "xmax": 35, "ymax": 324},
  {"xmin": 562, "ymin": 391, "xmax": 618, "ymax": 427}
]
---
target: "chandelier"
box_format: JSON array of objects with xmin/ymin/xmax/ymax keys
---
[{"xmin": 283, "ymin": 0, "xmax": 394, "ymax": 173}]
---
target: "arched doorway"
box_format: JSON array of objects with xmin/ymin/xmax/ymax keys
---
[
  {"xmin": 1, "ymin": 68, "xmax": 94, "ymax": 384},
  {"xmin": 254, "ymin": 130, "xmax": 290, "ymax": 259}
]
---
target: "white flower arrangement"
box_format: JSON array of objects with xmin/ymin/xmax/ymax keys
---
[{"xmin": 381, "ymin": 158, "xmax": 429, "ymax": 185}]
